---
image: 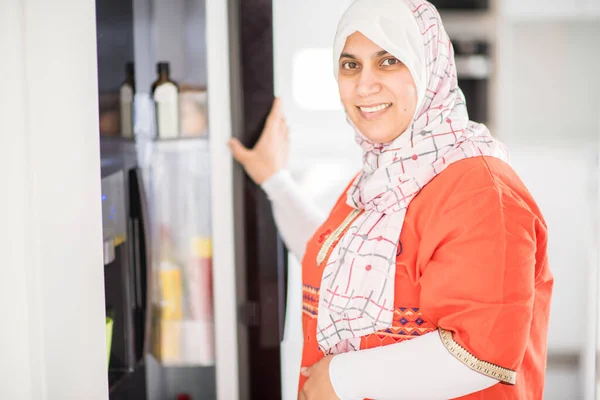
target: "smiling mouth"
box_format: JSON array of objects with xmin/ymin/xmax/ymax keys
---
[
  {"xmin": 358, "ymin": 103, "xmax": 392, "ymax": 113},
  {"xmin": 356, "ymin": 103, "xmax": 392, "ymax": 120}
]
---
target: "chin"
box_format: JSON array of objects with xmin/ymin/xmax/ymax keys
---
[
  {"xmin": 356, "ymin": 124, "xmax": 399, "ymax": 144},
  {"xmin": 346, "ymin": 109, "xmax": 405, "ymax": 144}
]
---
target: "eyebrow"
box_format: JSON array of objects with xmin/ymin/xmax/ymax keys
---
[{"xmin": 340, "ymin": 50, "xmax": 390, "ymax": 61}]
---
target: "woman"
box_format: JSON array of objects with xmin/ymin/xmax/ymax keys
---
[{"xmin": 230, "ymin": 0, "xmax": 553, "ymax": 398}]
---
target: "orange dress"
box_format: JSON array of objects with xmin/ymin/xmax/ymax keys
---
[{"xmin": 299, "ymin": 156, "xmax": 553, "ymax": 399}]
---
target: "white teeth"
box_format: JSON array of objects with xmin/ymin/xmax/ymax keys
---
[{"xmin": 359, "ymin": 103, "xmax": 391, "ymax": 113}]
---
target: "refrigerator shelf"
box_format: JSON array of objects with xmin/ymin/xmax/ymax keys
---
[
  {"xmin": 108, "ymin": 362, "xmax": 147, "ymax": 400},
  {"xmin": 108, "ymin": 368, "xmax": 133, "ymax": 391}
]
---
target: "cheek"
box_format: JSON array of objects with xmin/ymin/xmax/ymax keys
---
[
  {"xmin": 338, "ymin": 80, "xmax": 354, "ymax": 109},
  {"xmin": 407, "ymin": 84, "xmax": 418, "ymax": 109},
  {"xmin": 392, "ymin": 80, "xmax": 418, "ymax": 114},
  {"xmin": 404, "ymin": 75, "xmax": 418, "ymax": 110}
]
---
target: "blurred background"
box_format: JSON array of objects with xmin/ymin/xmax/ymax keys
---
[{"xmin": 3, "ymin": 0, "xmax": 599, "ymax": 399}]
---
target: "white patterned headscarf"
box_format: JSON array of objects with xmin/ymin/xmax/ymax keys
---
[{"xmin": 316, "ymin": 0, "xmax": 509, "ymax": 354}]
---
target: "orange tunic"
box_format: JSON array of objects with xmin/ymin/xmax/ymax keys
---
[{"xmin": 299, "ymin": 156, "xmax": 553, "ymax": 399}]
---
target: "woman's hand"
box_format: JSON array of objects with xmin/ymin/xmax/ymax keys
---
[
  {"xmin": 299, "ymin": 355, "xmax": 340, "ymax": 400},
  {"xmin": 228, "ymin": 97, "xmax": 289, "ymax": 185}
]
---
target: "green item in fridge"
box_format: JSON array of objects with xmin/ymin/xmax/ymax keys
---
[{"xmin": 106, "ymin": 317, "xmax": 114, "ymax": 367}]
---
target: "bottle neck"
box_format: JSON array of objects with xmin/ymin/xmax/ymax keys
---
[{"xmin": 159, "ymin": 71, "xmax": 169, "ymax": 81}]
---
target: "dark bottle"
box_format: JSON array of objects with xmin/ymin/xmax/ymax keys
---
[{"xmin": 151, "ymin": 62, "xmax": 180, "ymax": 139}]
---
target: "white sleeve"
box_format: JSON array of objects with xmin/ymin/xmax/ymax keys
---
[
  {"xmin": 261, "ymin": 169, "xmax": 327, "ymax": 262},
  {"xmin": 329, "ymin": 331, "xmax": 499, "ymax": 400}
]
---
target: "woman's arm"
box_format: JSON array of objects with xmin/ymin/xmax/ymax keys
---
[
  {"xmin": 229, "ymin": 99, "xmax": 326, "ymax": 261},
  {"xmin": 329, "ymin": 331, "xmax": 498, "ymax": 400},
  {"xmin": 261, "ymin": 169, "xmax": 327, "ymax": 261}
]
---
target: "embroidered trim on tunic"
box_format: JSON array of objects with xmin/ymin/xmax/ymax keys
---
[
  {"xmin": 302, "ymin": 288, "xmax": 436, "ymax": 341},
  {"xmin": 439, "ymin": 328, "xmax": 517, "ymax": 385},
  {"xmin": 316, "ymin": 208, "xmax": 362, "ymax": 266}
]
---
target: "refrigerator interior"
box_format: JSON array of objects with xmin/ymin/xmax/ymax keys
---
[
  {"xmin": 133, "ymin": 1, "xmax": 218, "ymax": 399},
  {"xmin": 97, "ymin": 0, "xmax": 220, "ymax": 398},
  {"xmin": 96, "ymin": 1, "xmax": 153, "ymax": 398},
  {"xmin": 103, "ymin": 0, "xmax": 287, "ymax": 399}
]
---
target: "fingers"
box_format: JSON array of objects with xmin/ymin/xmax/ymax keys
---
[
  {"xmin": 266, "ymin": 97, "xmax": 290, "ymax": 136},
  {"xmin": 228, "ymin": 138, "xmax": 252, "ymax": 164},
  {"xmin": 270, "ymin": 97, "xmax": 282, "ymax": 118},
  {"xmin": 298, "ymin": 389, "xmax": 308, "ymax": 400},
  {"xmin": 265, "ymin": 97, "xmax": 282, "ymax": 128},
  {"xmin": 279, "ymin": 116, "xmax": 289, "ymax": 135}
]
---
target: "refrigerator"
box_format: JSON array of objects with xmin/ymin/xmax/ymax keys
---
[{"xmin": 96, "ymin": 0, "xmax": 288, "ymax": 398}]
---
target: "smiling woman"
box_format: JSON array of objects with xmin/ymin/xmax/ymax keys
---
[{"xmin": 229, "ymin": 0, "xmax": 553, "ymax": 399}]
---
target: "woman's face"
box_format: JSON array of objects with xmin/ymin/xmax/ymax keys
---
[{"xmin": 338, "ymin": 32, "xmax": 418, "ymax": 144}]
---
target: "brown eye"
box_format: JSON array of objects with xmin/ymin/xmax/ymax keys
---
[
  {"xmin": 381, "ymin": 58, "xmax": 400, "ymax": 66},
  {"xmin": 342, "ymin": 61, "xmax": 359, "ymax": 70}
]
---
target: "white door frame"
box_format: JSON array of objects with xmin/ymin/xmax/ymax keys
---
[{"xmin": 0, "ymin": 0, "xmax": 107, "ymax": 399}]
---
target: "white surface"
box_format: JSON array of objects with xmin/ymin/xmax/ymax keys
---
[
  {"xmin": 500, "ymin": 0, "xmax": 600, "ymax": 19},
  {"xmin": 509, "ymin": 145, "xmax": 597, "ymax": 352},
  {"xmin": 495, "ymin": 25, "xmax": 600, "ymax": 396},
  {"xmin": 545, "ymin": 365, "xmax": 581, "ymax": 400},
  {"xmin": 498, "ymin": 21, "xmax": 600, "ymax": 147},
  {"xmin": 292, "ymin": 48, "xmax": 344, "ymax": 111},
  {"xmin": 0, "ymin": 3, "xmax": 35, "ymax": 399},
  {"xmin": 591, "ymin": 0, "xmax": 600, "ymax": 15},
  {"xmin": 597, "ymin": 111, "xmax": 600, "ymax": 400},
  {"xmin": 488, "ymin": 14, "xmax": 600, "ymax": 400},
  {"xmin": 0, "ymin": 0, "xmax": 108, "ymax": 399},
  {"xmin": 206, "ymin": 0, "xmax": 240, "ymax": 398}
]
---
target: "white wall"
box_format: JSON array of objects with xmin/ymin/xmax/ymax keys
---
[
  {"xmin": 498, "ymin": 22, "xmax": 600, "ymax": 147},
  {"xmin": 0, "ymin": 3, "xmax": 35, "ymax": 398},
  {"xmin": 0, "ymin": 1, "xmax": 108, "ymax": 399},
  {"xmin": 497, "ymin": 20, "xmax": 600, "ymax": 400},
  {"xmin": 499, "ymin": 19, "xmax": 600, "ymax": 349}
]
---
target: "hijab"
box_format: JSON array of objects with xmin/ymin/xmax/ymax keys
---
[{"xmin": 316, "ymin": 0, "xmax": 509, "ymax": 354}]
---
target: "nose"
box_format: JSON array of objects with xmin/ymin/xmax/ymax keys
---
[{"xmin": 356, "ymin": 68, "xmax": 382, "ymax": 98}]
